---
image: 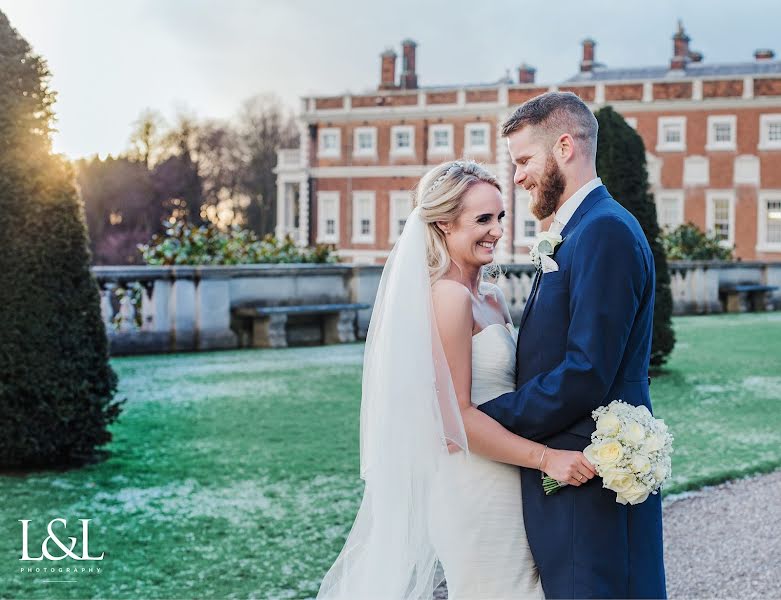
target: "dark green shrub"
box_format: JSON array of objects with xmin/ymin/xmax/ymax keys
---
[
  {"xmin": 595, "ymin": 106, "xmax": 675, "ymax": 367},
  {"xmin": 138, "ymin": 219, "xmax": 338, "ymax": 265},
  {"xmin": 662, "ymin": 223, "xmax": 734, "ymax": 260},
  {"xmin": 0, "ymin": 11, "xmax": 123, "ymax": 468}
]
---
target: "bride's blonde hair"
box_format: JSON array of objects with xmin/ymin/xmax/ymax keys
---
[{"xmin": 413, "ymin": 160, "xmax": 502, "ymax": 282}]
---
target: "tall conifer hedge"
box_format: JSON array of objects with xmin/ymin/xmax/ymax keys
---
[
  {"xmin": 0, "ymin": 11, "xmax": 123, "ymax": 467},
  {"xmin": 595, "ymin": 106, "xmax": 676, "ymax": 367}
]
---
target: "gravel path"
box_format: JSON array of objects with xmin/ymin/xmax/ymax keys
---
[
  {"xmin": 663, "ymin": 469, "xmax": 781, "ymax": 599},
  {"xmin": 433, "ymin": 469, "xmax": 781, "ymax": 599}
]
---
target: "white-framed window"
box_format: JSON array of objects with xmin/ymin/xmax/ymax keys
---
[
  {"xmin": 390, "ymin": 125, "xmax": 415, "ymax": 156},
  {"xmin": 389, "ymin": 191, "xmax": 413, "ymax": 243},
  {"xmin": 655, "ymin": 190, "xmax": 685, "ymax": 230},
  {"xmin": 706, "ymin": 115, "xmax": 737, "ymax": 151},
  {"xmin": 624, "ymin": 117, "xmax": 638, "ymax": 130},
  {"xmin": 317, "ymin": 191, "xmax": 340, "ymax": 243},
  {"xmin": 428, "ymin": 124, "xmax": 454, "ymax": 156},
  {"xmin": 318, "ymin": 128, "xmax": 341, "ymax": 158},
  {"xmin": 351, "ymin": 191, "xmax": 376, "ymax": 244},
  {"xmin": 757, "ymin": 191, "xmax": 781, "ymax": 251},
  {"xmin": 513, "ymin": 187, "xmax": 539, "ymax": 247},
  {"xmin": 465, "ymin": 122, "xmax": 491, "ymax": 154},
  {"xmin": 656, "ymin": 116, "xmax": 686, "ymax": 152},
  {"xmin": 705, "ymin": 190, "xmax": 736, "ymax": 247},
  {"xmin": 353, "ymin": 126, "xmax": 377, "ymax": 157},
  {"xmin": 759, "ymin": 114, "xmax": 781, "ymax": 150},
  {"xmin": 683, "ymin": 155, "xmax": 709, "ymax": 186}
]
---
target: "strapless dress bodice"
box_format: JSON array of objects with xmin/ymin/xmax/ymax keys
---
[{"xmin": 470, "ymin": 322, "xmax": 517, "ymax": 407}]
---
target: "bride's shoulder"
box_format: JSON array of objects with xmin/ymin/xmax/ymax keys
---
[
  {"xmin": 431, "ymin": 279, "xmax": 474, "ymax": 338},
  {"xmin": 432, "ymin": 278, "xmax": 471, "ymax": 299}
]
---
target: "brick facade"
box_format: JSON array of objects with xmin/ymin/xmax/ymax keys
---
[{"xmin": 279, "ymin": 33, "xmax": 781, "ymax": 264}]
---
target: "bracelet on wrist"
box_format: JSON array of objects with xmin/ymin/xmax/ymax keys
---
[{"xmin": 537, "ymin": 445, "xmax": 548, "ymax": 473}]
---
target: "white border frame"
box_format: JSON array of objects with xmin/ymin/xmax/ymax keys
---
[
  {"xmin": 351, "ymin": 191, "xmax": 376, "ymax": 244},
  {"xmin": 388, "ymin": 190, "xmax": 413, "ymax": 243},
  {"xmin": 316, "ymin": 191, "xmax": 340, "ymax": 244},
  {"xmin": 352, "ymin": 126, "xmax": 377, "ymax": 158},
  {"xmin": 318, "ymin": 128, "xmax": 341, "ymax": 159},
  {"xmin": 758, "ymin": 114, "xmax": 781, "ymax": 151},
  {"xmin": 706, "ymin": 115, "xmax": 737, "ymax": 152},
  {"xmin": 757, "ymin": 190, "xmax": 781, "ymax": 252},
  {"xmin": 705, "ymin": 189, "xmax": 736, "ymax": 247},
  {"xmin": 390, "ymin": 125, "xmax": 415, "ymax": 157},
  {"xmin": 656, "ymin": 116, "xmax": 686, "ymax": 152}
]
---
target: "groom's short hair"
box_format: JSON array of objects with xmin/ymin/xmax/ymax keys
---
[{"xmin": 502, "ymin": 91, "xmax": 598, "ymax": 161}]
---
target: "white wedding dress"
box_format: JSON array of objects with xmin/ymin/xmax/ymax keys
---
[
  {"xmin": 317, "ymin": 208, "xmax": 544, "ymax": 600},
  {"xmin": 429, "ymin": 322, "xmax": 545, "ymax": 600}
]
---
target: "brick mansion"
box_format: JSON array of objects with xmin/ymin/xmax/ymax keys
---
[{"xmin": 275, "ymin": 23, "xmax": 781, "ymax": 263}]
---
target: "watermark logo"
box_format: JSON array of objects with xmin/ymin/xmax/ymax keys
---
[{"xmin": 19, "ymin": 519, "xmax": 104, "ymax": 561}]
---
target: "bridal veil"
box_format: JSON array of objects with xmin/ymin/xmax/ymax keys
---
[{"xmin": 317, "ymin": 205, "xmax": 468, "ymax": 599}]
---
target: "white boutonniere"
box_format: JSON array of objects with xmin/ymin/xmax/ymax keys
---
[{"xmin": 529, "ymin": 231, "xmax": 563, "ymax": 273}]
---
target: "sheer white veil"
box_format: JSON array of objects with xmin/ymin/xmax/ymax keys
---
[{"xmin": 317, "ymin": 205, "xmax": 468, "ymax": 599}]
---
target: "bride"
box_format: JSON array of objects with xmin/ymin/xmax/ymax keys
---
[{"xmin": 317, "ymin": 160, "xmax": 595, "ymax": 600}]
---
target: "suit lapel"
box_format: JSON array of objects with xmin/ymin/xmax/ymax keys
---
[{"xmin": 516, "ymin": 186, "xmax": 610, "ymax": 342}]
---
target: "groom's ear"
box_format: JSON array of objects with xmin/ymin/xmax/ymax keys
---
[{"xmin": 556, "ymin": 133, "xmax": 575, "ymax": 162}]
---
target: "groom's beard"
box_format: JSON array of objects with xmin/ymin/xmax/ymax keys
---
[{"xmin": 530, "ymin": 153, "xmax": 566, "ymax": 220}]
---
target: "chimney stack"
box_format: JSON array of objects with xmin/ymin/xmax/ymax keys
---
[
  {"xmin": 379, "ymin": 49, "xmax": 398, "ymax": 90},
  {"xmin": 518, "ymin": 63, "xmax": 536, "ymax": 84},
  {"xmin": 400, "ymin": 39, "xmax": 418, "ymax": 90},
  {"xmin": 580, "ymin": 38, "xmax": 596, "ymax": 73},
  {"xmin": 671, "ymin": 20, "xmax": 691, "ymax": 70},
  {"xmin": 755, "ymin": 48, "xmax": 776, "ymax": 61}
]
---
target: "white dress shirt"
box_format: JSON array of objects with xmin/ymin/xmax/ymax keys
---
[{"xmin": 548, "ymin": 177, "xmax": 602, "ymax": 234}]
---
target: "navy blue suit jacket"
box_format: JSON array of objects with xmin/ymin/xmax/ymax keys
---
[{"xmin": 479, "ymin": 185, "xmax": 667, "ymax": 599}]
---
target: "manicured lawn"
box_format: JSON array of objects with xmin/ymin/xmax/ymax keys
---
[{"xmin": 2, "ymin": 312, "xmax": 780, "ymax": 599}]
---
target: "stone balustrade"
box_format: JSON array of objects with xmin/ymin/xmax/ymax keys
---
[{"xmin": 93, "ymin": 261, "xmax": 781, "ymax": 355}]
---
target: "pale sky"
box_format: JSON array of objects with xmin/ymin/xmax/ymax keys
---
[{"xmin": 1, "ymin": 0, "xmax": 778, "ymax": 159}]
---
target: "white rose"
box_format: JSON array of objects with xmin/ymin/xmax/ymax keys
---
[
  {"xmin": 601, "ymin": 468, "xmax": 635, "ymax": 493},
  {"xmin": 630, "ymin": 453, "xmax": 652, "ymax": 474},
  {"xmin": 624, "ymin": 422, "xmax": 646, "ymax": 445},
  {"xmin": 652, "ymin": 464, "xmax": 668, "ymax": 482},
  {"xmin": 643, "ymin": 433, "xmax": 665, "ymax": 452},
  {"xmin": 596, "ymin": 413, "xmax": 621, "ymax": 436},
  {"xmin": 620, "ymin": 483, "xmax": 651, "ymax": 505},
  {"xmin": 586, "ymin": 440, "xmax": 624, "ymax": 466},
  {"xmin": 635, "ymin": 405, "xmax": 652, "ymax": 419}
]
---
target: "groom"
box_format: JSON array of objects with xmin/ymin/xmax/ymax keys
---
[{"xmin": 478, "ymin": 92, "xmax": 666, "ymax": 599}]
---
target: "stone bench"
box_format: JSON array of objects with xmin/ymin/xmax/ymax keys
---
[
  {"xmin": 719, "ymin": 283, "xmax": 779, "ymax": 313},
  {"xmin": 232, "ymin": 303, "xmax": 370, "ymax": 348}
]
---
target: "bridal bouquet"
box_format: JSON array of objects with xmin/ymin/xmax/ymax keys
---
[{"xmin": 543, "ymin": 400, "xmax": 674, "ymax": 505}]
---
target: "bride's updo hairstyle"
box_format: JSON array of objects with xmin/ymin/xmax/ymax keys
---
[{"xmin": 413, "ymin": 160, "xmax": 501, "ymax": 282}]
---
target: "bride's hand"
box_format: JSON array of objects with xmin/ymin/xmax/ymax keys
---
[{"xmin": 541, "ymin": 448, "xmax": 596, "ymax": 486}]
